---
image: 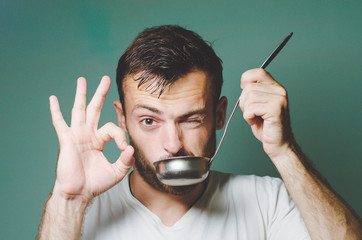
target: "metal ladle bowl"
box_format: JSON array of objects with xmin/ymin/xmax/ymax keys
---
[
  {"xmin": 154, "ymin": 156, "xmax": 210, "ymax": 186},
  {"xmin": 153, "ymin": 32, "xmax": 293, "ymax": 186}
]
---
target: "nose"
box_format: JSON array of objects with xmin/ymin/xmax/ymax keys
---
[{"xmin": 161, "ymin": 123, "xmax": 183, "ymax": 155}]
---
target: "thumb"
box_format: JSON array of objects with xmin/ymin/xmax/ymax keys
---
[{"xmin": 112, "ymin": 145, "xmax": 135, "ymax": 182}]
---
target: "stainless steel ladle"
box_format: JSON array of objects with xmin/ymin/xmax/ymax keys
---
[{"xmin": 153, "ymin": 32, "xmax": 293, "ymax": 186}]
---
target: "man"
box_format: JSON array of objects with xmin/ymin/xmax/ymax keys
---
[{"xmin": 38, "ymin": 25, "xmax": 361, "ymax": 239}]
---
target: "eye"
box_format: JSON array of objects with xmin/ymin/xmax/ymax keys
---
[
  {"xmin": 139, "ymin": 117, "xmax": 160, "ymax": 130},
  {"xmin": 141, "ymin": 118, "xmax": 155, "ymax": 126},
  {"xmin": 186, "ymin": 119, "xmax": 201, "ymax": 123},
  {"xmin": 182, "ymin": 118, "xmax": 203, "ymax": 128}
]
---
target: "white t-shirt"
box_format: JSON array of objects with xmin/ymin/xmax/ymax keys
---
[{"xmin": 82, "ymin": 171, "xmax": 310, "ymax": 240}]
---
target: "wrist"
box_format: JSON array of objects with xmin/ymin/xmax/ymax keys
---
[
  {"xmin": 47, "ymin": 191, "xmax": 89, "ymax": 217},
  {"xmin": 50, "ymin": 183, "xmax": 91, "ymax": 211},
  {"xmin": 267, "ymin": 142, "xmax": 308, "ymax": 172},
  {"xmin": 38, "ymin": 186, "xmax": 90, "ymax": 239},
  {"xmin": 52, "ymin": 179, "xmax": 93, "ymax": 202}
]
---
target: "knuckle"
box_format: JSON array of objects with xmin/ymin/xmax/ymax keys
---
[
  {"xmin": 255, "ymin": 68, "xmax": 266, "ymax": 76},
  {"xmin": 240, "ymin": 69, "xmax": 255, "ymax": 83},
  {"xmin": 104, "ymin": 122, "xmax": 116, "ymax": 129},
  {"xmin": 274, "ymin": 96, "xmax": 288, "ymax": 111},
  {"xmin": 280, "ymin": 87, "xmax": 287, "ymax": 97},
  {"xmin": 240, "ymin": 71, "xmax": 248, "ymax": 81},
  {"xmin": 281, "ymin": 99, "xmax": 288, "ymax": 108},
  {"xmin": 238, "ymin": 99, "xmax": 245, "ymax": 112},
  {"xmin": 242, "ymin": 108, "xmax": 252, "ymax": 120},
  {"xmin": 241, "ymin": 68, "xmax": 267, "ymax": 85},
  {"xmin": 242, "ymin": 111, "xmax": 248, "ymax": 120},
  {"xmin": 241, "ymin": 69, "xmax": 254, "ymax": 79},
  {"xmin": 103, "ymin": 122, "xmax": 112, "ymax": 127}
]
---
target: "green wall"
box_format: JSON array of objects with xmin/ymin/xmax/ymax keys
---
[{"xmin": 1, "ymin": 0, "xmax": 361, "ymax": 238}]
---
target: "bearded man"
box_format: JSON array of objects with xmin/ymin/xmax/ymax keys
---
[{"xmin": 37, "ymin": 25, "xmax": 361, "ymax": 240}]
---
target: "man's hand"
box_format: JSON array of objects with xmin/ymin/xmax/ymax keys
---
[
  {"xmin": 37, "ymin": 76, "xmax": 134, "ymax": 239},
  {"xmin": 50, "ymin": 76, "xmax": 135, "ymax": 201},
  {"xmin": 239, "ymin": 68, "xmax": 362, "ymax": 239},
  {"xmin": 239, "ymin": 68, "xmax": 293, "ymax": 160}
]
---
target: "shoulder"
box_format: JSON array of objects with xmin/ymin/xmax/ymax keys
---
[
  {"xmin": 210, "ymin": 170, "xmax": 284, "ymax": 192},
  {"xmin": 203, "ymin": 172, "xmax": 309, "ymax": 239},
  {"xmin": 209, "ymin": 171, "xmax": 290, "ymax": 209}
]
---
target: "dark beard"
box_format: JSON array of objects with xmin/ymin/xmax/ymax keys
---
[{"xmin": 129, "ymin": 131, "xmax": 216, "ymax": 196}]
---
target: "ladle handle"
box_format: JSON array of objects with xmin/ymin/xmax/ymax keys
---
[{"xmin": 209, "ymin": 32, "xmax": 293, "ymax": 164}]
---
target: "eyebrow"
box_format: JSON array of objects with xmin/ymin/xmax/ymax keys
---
[
  {"xmin": 132, "ymin": 104, "xmax": 163, "ymax": 115},
  {"xmin": 132, "ymin": 104, "xmax": 207, "ymax": 119},
  {"xmin": 178, "ymin": 108, "xmax": 208, "ymax": 120}
]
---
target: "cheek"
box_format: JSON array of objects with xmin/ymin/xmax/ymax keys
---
[
  {"xmin": 126, "ymin": 120, "xmax": 163, "ymax": 162},
  {"xmin": 183, "ymin": 126, "xmax": 213, "ymax": 153}
]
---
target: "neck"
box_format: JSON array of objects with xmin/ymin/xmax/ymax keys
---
[{"xmin": 129, "ymin": 169, "xmax": 206, "ymax": 226}]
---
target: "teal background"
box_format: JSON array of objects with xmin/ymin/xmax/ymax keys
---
[{"xmin": 1, "ymin": 0, "xmax": 361, "ymax": 238}]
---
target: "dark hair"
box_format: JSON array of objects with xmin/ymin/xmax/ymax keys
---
[{"xmin": 116, "ymin": 25, "xmax": 223, "ymax": 107}]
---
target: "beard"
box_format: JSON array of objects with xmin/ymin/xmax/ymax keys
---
[{"xmin": 129, "ymin": 131, "xmax": 216, "ymax": 196}]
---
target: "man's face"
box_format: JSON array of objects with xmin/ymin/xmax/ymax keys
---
[{"xmin": 119, "ymin": 71, "xmax": 225, "ymax": 194}]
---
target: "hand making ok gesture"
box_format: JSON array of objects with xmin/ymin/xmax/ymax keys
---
[{"xmin": 49, "ymin": 76, "xmax": 134, "ymax": 202}]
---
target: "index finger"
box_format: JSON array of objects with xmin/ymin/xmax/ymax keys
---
[
  {"xmin": 86, "ymin": 76, "xmax": 111, "ymax": 128},
  {"xmin": 240, "ymin": 68, "xmax": 278, "ymax": 89}
]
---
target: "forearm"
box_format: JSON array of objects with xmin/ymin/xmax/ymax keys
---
[
  {"xmin": 37, "ymin": 191, "xmax": 89, "ymax": 240},
  {"xmin": 272, "ymin": 144, "xmax": 362, "ymax": 239}
]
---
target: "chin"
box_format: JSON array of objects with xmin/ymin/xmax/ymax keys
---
[
  {"xmin": 132, "ymin": 148, "xmax": 200, "ymax": 195},
  {"xmin": 128, "ymin": 131, "xmax": 216, "ymax": 195}
]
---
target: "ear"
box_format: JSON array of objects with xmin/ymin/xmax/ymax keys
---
[
  {"xmin": 215, "ymin": 96, "xmax": 228, "ymax": 130},
  {"xmin": 113, "ymin": 100, "xmax": 128, "ymax": 133}
]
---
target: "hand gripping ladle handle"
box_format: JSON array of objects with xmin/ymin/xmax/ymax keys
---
[{"xmin": 209, "ymin": 32, "xmax": 293, "ymax": 164}]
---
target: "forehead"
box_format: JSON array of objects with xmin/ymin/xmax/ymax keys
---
[{"xmin": 122, "ymin": 71, "xmax": 212, "ymax": 111}]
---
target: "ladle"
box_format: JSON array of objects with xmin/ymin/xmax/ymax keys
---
[{"xmin": 153, "ymin": 32, "xmax": 293, "ymax": 186}]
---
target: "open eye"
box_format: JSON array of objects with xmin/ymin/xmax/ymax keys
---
[
  {"xmin": 141, "ymin": 118, "xmax": 155, "ymax": 126},
  {"xmin": 140, "ymin": 118, "xmax": 156, "ymax": 128}
]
